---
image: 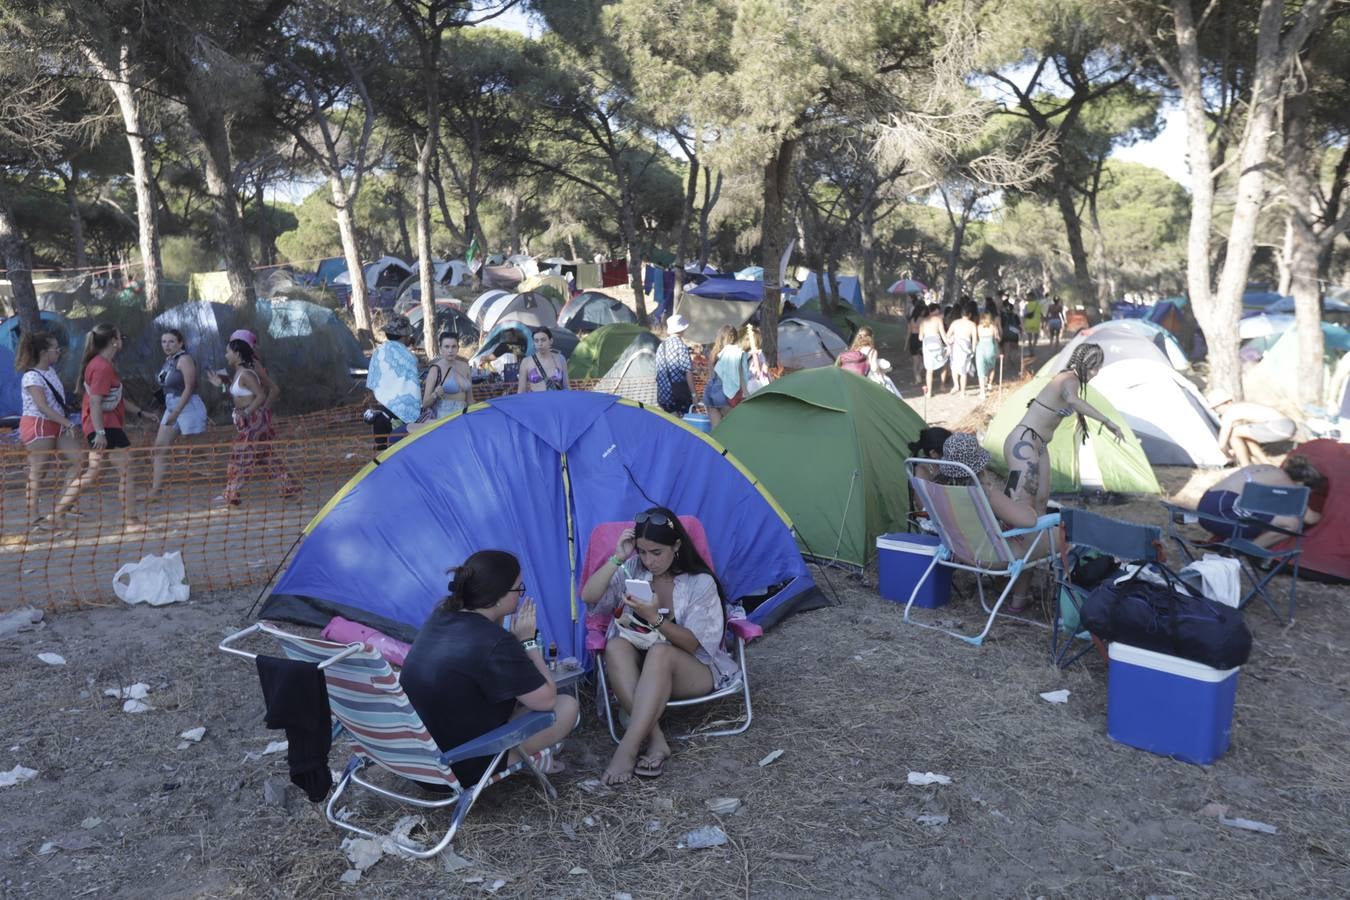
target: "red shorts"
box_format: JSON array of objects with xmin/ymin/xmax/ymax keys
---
[{"xmin": 19, "ymin": 416, "xmax": 61, "ymax": 445}]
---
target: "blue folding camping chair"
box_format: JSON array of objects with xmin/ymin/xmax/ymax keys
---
[
  {"xmin": 1051, "ymin": 508, "xmax": 1163, "ymax": 669},
  {"xmin": 1162, "ymin": 482, "xmax": 1310, "ymax": 623}
]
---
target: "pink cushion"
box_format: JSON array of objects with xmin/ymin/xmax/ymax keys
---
[
  {"xmin": 582, "ymin": 517, "xmax": 715, "ymax": 644},
  {"xmin": 320, "ymin": 616, "xmax": 411, "ymax": 667},
  {"xmin": 581, "ymin": 517, "xmax": 714, "ymax": 584}
]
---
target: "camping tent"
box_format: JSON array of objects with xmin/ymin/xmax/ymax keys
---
[
  {"xmin": 558, "ymin": 292, "xmax": 638, "ymax": 334},
  {"xmin": 794, "ymin": 272, "xmax": 865, "ymax": 314},
  {"xmin": 1089, "ymin": 319, "xmax": 1189, "ymax": 370},
  {"xmin": 0, "ymin": 311, "xmax": 89, "ymax": 386},
  {"xmin": 518, "ymin": 274, "xmax": 571, "ymax": 305},
  {"xmin": 983, "ymin": 373, "xmax": 1161, "ymax": 495},
  {"xmin": 471, "ymin": 321, "xmax": 579, "ymax": 366},
  {"xmin": 1246, "ymin": 323, "xmax": 1350, "ymax": 409},
  {"xmin": 481, "ymin": 265, "xmax": 527, "ymax": 290},
  {"xmin": 687, "ymin": 277, "xmax": 763, "ymax": 302},
  {"xmin": 474, "ymin": 291, "xmax": 561, "ymax": 334},
  {"xmin": 335, "ymin": 256, "xmax": 412, "ymax": 291},
  {"xmin": 0, "ymin": 344, "xmax": 19, "ymax": 418},
  {"xmin": 593, "ymin": 338, "xmax": 659, "ymax": 405},
  {"xmin": 1044, "ymin": 332, "xmax": 1224, "ymax": 466},
  {"xmin": 260, "ymin": 392, "xmax": 826, "ymax": 657},
  {"xmin": 467, "ymin": 289, "xmax": 511, "ymax": 323},
  {"xmin": 778, "ymin": 315, "xmax": 847, "ymax": 369},
  {"xmin": 712, "ymin": 367, "xmax": 926, "ymax": 567},
  {"xmin": 679, "ymin": 290, "xmax": 761, "ymax": 344},
  {"xmin": 1273, "ymin": 439, "xmax": 1349, "ymax": 581},
  {"xmin": 406, "ymin": 303, "xmax": 479, "ymax": 348},
  {"xmin": 568, "ymin": 323, "xmax": 656, "ymax": 379},
  {"xmin": 409, "ymin": 259, "xmax": 470, "ymax": 288},
  {"xmin": 393, "ymin": 274, "xmax": 458, "ymax": 309},
  {"xmin": 259, "ymin": 299, "xmax": 367, "ymax": 374}
]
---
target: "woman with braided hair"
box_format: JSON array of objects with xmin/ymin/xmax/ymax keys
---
[{"xmin": 1002, "ymin": 342, "xmax": 1123, "ymax": 513}]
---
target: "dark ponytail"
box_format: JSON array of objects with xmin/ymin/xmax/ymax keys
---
[{"xmin": 440, "ymin": 549, "xmax": 521, "ymax": 612}]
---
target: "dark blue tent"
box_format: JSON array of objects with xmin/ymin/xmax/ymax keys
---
[
  {"xmin": 262, "ymin": 392, "xmax": 824, "ymax": 660},
  {"xmin": 0, "ymin": 311, "xmax": 88, "ymax": 386},
  {"xmin": 688, "ymin": 277, "xmax": 764, "ymax": 302}
]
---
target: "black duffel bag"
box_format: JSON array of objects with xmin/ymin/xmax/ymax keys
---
[{"xmin": 1080, "ymin": 562, "xmax": 1252, "ymax": 669}]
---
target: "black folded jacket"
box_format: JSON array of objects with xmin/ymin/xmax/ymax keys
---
[{"xmin": 255, "ymin": 655, "xmax": 334, "ymax": 802}]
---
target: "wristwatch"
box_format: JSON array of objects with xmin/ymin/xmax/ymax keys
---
[{"xmin": 521, "ymin": 632, "xmax": 541, "ymax": 652}]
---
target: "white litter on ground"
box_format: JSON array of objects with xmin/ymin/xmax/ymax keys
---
[{"xmin": 908, "ymin": 772, "xmax": 953, "ymax": 786}]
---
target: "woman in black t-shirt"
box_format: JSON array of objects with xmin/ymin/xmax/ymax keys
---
[{"xmin": 401, "ymin": 550, "xmax": 579, "ymax": 785}]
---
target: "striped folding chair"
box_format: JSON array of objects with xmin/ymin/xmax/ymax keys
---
[
  {"xmin": 220, "ymin": 622, "xmax": 558, "ymax": 859},
  {"xmin": 902, "ymin": 459, "xmax": 1061, "ymax": 646}
]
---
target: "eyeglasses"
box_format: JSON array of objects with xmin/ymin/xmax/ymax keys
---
[
  {"xmin": 634, "ymin": 511, "xmax": 673, "ymax": 527},
  {"xmin": 508, "ymin": 583, "xmax": 526, "ymax": 594}
]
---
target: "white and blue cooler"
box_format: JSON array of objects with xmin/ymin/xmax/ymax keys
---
[
  {"xmin": 876, "ymin": 532, "xmax": 951, "ymax": 608},
  {"xmin": 1107, "ymin": 642, "xmax": 1239, "ymax": 765},
  {"xmin": 682, "ymin": 410, "xmax": 712, "ymax": 433}
]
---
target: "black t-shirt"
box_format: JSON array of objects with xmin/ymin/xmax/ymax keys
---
[{"xmin": 400, "ymin": 608, "xmax": 545, "ymax": 783}]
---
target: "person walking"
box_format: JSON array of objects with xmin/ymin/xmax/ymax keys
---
[
  {"xmin": 147, "ymin": 328, "xmax": 209, "ymax": 505},
  {"xmin": 15, "ymin": 331, "xmax": 82, "ymax": 530},
  {"xmin": 206, "ymin": 338, "xmax": 298, "ymax": 507},
  {"xmin": 654, "ymin": 314, "xmax": 696, "ymax": 416}
]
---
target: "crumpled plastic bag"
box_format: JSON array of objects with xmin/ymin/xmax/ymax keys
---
[{"xmin": 112, "ymin": 552, "xmax": 190, "ymax": 606}]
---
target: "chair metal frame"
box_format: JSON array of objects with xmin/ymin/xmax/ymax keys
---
[
  {"xmin": 220, "ymin": 622, "xmax": 558, "ymax": 859},
  {"xmin": 1161, "ymin": 481, "xmax": 1309, "ymax": 624},
  {"xmin": 581, "ymin": 519, "xmax": 762, "ymax": 744},
  {"xmin": 1050, "ymin": 507, "xmax": 1162, "ymax": 669},
  {"xmin": 902, "ymin": 458, "xmax": 1061, "ymax": 647}
]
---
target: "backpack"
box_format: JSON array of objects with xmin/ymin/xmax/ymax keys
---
[{"xmin": 837, "ymin": 350, "xmax": 869, "ymax": 376}]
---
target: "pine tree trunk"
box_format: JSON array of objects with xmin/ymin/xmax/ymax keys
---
[
  {"xmin": 698, "ymin": 168, "xmax": 721, "ymax": 270},
  {"xmin": 1205, "ymin": 0, "xmax": 1287, "ymax": 400},
  {"xmin": 0, "ymin": 197, "xmax": 40, "ymax": 333},
  {"xmin": 331, "ymin": 174, "xmax": 372, "ymax": 344},
  {"xmin": 393, "ymin": 188, "xmax": 413, "ymax": 260},
  {"xmin": 64, "ymin": 170, "xmax": 87, "ymax": 271},
  {"xmin": 1282, "ymin": 86, "xmax": 1324, "ymax": 409},
  {"xmin": 672, "ymin": 155, "xmax": 699, "ymax": 314},
  {"xmin": 861, "ymin": 198, "xmax": 877, "ymax": 315},
  {"xmin": 93, "ymin": 47, "xmax": 162, "ymax": 313},
  {"xmin": 620, "ymin": 179, "xmax": 648, "ymax": 326},
  {"xmin": 413, "ymin": 27, "xmax": 442, "ymax": 357},
  {"xmin": 759, "ymin": 139, "xmax": 796, "ymax": 367},
  {"xmin": 1053, "ymin": 167, "xmax": 1095, "ymax": 304},
  {"xmin": 193, "ymin": 108, "xmax": 255, "ymax": 312}
]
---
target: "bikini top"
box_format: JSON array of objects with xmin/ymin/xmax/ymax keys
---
[
  {"xmin": 433, "ymin": 363, "xmax": 464, "ymax": 395},
  {"xmin": 1027, "ymin": 396, "xmax": 1071, "ymax": 418},
  {"xmin": 527, "ymin": 354, "xmax": 563, "ymax": 384},
  {"xmin": 230, "ymin": 369, "xmax": 255, "ymax": 399}
]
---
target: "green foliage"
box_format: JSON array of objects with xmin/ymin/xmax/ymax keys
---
[{"xmin": 160, "ymin": 235, "xmax": 218, "ymax": 282}]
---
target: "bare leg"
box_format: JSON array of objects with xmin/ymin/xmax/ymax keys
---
[
  {"xmin": 25, "ymin": 438, "xmax": 54, "ymax": 523},
  {"xmin": 509, "ymin": 694, "xmax": 580, "ymax": 773},
  {"xmin": 707, "ymin": 407, "xmax": 722, "ymax": 427},
  {"xmin": 54, "ymin": 446, "xmax": 103, "ymax": 521},
  {"xmin": 601, "ymin": 644, "xmax": 712, "ymax": 785},
  {"xmin": 110, "ymin": 448, "xmax": 140, "ymax": 527},
  {"xmin": 147, "ymin": 424, "xmax": 178, "ymax": 501},
  {"xmin": 1230, "ymin": 436, "xmax": 1253, "ymax": 467}
]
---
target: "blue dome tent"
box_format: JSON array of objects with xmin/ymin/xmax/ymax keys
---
[{"xmin": 261, "ymin": 392, "xmax": 825, "ymax": 660}]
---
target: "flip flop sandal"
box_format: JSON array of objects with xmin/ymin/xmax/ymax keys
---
[{"xmin": 633, "ymin": 756, "xmax": 666, "ymax": 778}]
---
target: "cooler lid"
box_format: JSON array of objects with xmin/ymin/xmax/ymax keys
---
[{"xmin": 1108, "ymin": 642, "xmax": 1239, "ymax": 681}]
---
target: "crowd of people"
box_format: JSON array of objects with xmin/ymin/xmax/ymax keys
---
[
  {"xmin": 906, "ymin": 290, "xmax": 1065, "ymax": 399},
  {"xmin": 15, "ymin": 323, "xmax": 301, "ymax": 532}
]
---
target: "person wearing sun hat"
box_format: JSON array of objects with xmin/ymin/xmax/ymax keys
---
[
  {"xmin": 935, "ymin": 432, "xmax": 1044, "ymax": 612},
  {"xmin": 1207, "ymin": 388, "xmax": 1296, "ymax": 466},
  {"xmin": 213, "ymin": 328, "xmax": 280, "ymax": 411},
  {"xmin": 654, "ymin": 314, "xmax": 696, "ymax": 415}
]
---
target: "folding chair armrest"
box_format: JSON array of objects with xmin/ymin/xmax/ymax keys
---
[
  {"xmin": 1234, "ymin": 516, "xmax": 1303, "ymax": 538},
  {"xmin": 727, "ymin": 618, "xmax": 763, "ymax": 642},
  {"xmin": 1003, "ymin": 512, "xmax": 1060, "ymax": 539},
  {"xmin": 1160, "ymin": 500, "xmax": 1208, "ymax": 524},
  {"xmin": 438, "ymin": 710, "xmax": 556, "ymax": 767}
]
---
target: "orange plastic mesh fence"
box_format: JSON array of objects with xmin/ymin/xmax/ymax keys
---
[{"xmin": 3, "ymin": 371, "xmax": 712, "ymax": 612}]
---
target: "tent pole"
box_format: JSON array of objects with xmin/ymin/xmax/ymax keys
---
[{"xmin": 829, "ymin": 470, "xmax": 861, "ymax": 564}]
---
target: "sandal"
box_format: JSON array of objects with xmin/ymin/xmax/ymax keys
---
[{"xmin": 633, "ymin": 755, "xmax": 667, "ymax": 778}]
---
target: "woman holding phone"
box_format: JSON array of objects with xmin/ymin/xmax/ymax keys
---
[{"xmin": 580, "ymin": 507, "xmax": 736, "ymax": 784}]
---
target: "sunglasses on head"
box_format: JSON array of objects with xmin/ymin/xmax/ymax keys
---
[
  {"xmin": 634, "ymin": 511, "xmax": 673, "ymax": 528},
  {"xmin": 507, "ymin": 583, "xmax": 525, "ymax": 594}
]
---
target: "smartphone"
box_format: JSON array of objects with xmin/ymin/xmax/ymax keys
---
[{"xmin": 624, "ymin": 579, "xmax": 652, "ymax": 602}]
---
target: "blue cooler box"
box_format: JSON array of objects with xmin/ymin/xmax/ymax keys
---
[
  {"xmin": 876, "ymin": 532, "xmax": 951, "ymax": 608},
  {"xmin": 682, "ymin": 411, "xmax": 712, "ymax": 433},
  {"xmin": 1107, "ymin": 642, "xmax": 1239, "ymax": 765}
]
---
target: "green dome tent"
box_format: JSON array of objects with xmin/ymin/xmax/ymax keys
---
[
  {"xmin": 568, "ymin": 323, "xmax": 655, "ymax": 379},
  {"xmin": 713, "ymin": 367, "xmax": 927, "ymax": 567},
  {"xmin": 982, "ymin": 374, "xmax": 1161, "ymax": 495}
]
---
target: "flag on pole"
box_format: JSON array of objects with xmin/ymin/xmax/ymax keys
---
[{"xmin": 465, "ymin": 237, "xmax": 479, "ymax": 266}]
